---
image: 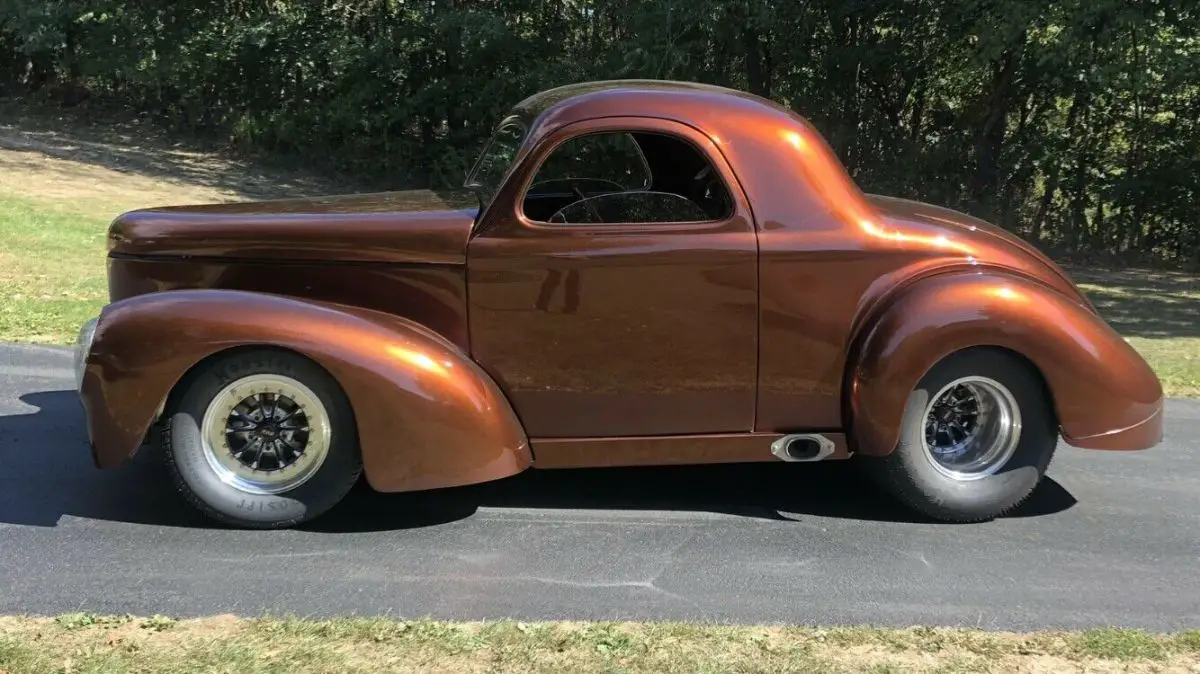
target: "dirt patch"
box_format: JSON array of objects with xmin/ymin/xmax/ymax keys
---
[
  {"xmin": 0, "ymin": 144, "xmax": 241, "ymax": 212},
  {"xmin": 0, "ymin": 101, "xmax": 362, "ymax": 214}
]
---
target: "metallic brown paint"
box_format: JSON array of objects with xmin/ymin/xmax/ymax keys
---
[
  {"xmin": 79, "ymin": 79, "xmax": 1164, "ymax": 489},
  {"xmin": 109, "ymin": 190, "xmax": 477, "ymax": 265},
  {"xmin": 107, "ymin": 256, "xmax": 471, "ymax": 350},
  {"xmin": 81, "ymin": 290, "xmax": 531, "ymax": 492}
]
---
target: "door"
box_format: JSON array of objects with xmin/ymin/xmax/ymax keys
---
[{"xmin": 467, "ymin": 117, "xmax": 759, "ymax": 439}]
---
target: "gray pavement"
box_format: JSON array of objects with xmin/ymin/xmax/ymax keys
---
[{"xmin": 1, "ymin": 342, "xmax": 1197, "ymax": 630}]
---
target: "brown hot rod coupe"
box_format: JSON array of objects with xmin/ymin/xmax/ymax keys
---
[{"xmin": 75, "ymin": 80, "xmax": 1164, "ymax": 528}]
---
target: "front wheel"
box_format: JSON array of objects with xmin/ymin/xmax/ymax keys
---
[
  {"xmin": 864, "ymin": 348, "xmax": 1058, "ymax": 522},
  {"xmin": 162, "ymin": 348, "xmax": 363, "ymax": 528}
]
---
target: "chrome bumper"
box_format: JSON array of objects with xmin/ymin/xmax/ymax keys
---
[{"xmin": 73, "ymin": 316, "xmax": 99, "ymax": 393}]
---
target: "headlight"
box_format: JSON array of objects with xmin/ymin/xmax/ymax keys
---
[{"xmin": 74, "ymin": 316, "xmax": 99, "ymax": 392}]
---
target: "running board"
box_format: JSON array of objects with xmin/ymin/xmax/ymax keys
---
[{"xmin": 529, "ymin": 432, "xmax": 849, "ymax": 469}]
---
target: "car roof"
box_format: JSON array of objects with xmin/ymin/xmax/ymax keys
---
[{"xmin": 510, "ymin": 79, "xmax": 801, "ymax": 135}]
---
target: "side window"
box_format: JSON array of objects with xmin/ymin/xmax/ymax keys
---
[
  {"xmin": 522, "ymin": 131, "xmax": 735, "ymax": 226},
  {"xmin": 527, "ymin": 132, "xmax": 651, "ymax": 196}
]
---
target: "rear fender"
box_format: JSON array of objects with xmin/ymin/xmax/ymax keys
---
[
  {"xmin": 81, "ymin": 289, "xmax": 531, "ymax": 492},
  {"xmin": 848, "ymin": 271, "xmax": 1164, "ymax": 456}
]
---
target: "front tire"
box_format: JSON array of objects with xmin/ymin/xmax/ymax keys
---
[
  {"xmin": 163, "ymin": 348, "xmax": 362, "ymax": 528},
  {"xmin": 865, "ymin": 348, "xmax": 1058, "ymax": 522}
]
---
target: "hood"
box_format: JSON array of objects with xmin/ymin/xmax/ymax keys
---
[
  {"xmin": 865, "ymin": 194, "xmax": 1093, "ymax": 309},
  {"xmin": 108, "ymin": 189, "xmax": 479, "ymax": 265}
]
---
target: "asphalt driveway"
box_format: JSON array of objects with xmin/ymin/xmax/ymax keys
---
[{"xmin": 1, "ymin": 342, "xmax": 1197, "ymax": 630}]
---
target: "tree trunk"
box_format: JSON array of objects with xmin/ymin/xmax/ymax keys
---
[
  {"xmin": 1030, "ymin": 90, "xmax": 1085, "ymax": 244},
  {"xmin": 969, "ymin": 45, "xmax": 1022, "ymax": 216}
]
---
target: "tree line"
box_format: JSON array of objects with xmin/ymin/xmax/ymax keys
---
[{"xmin": 3, "ymin": 0, "xmax": 1198, "ymax": 266}]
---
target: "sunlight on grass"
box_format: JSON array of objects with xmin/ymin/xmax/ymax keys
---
[
  {"xmin": 0, "ymin": 195, "xmax": 109, "ymax": 343},
  {"xmin": 0, "ymin": 614, "xmax": 1197, "ymax": 674},
  {"xmin": 1123, "ymin": 337, "xmax": 1200, "ymax": 398}
]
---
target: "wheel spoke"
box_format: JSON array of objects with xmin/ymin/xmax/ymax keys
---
[
  {"xmin": 935, "ymin": 424, "xmax": 950, "ymax": 446},
  {"xmin": 249, "ymin": 437, "xmax": 266, "ymax": 469},
  {"xmin": 948, "ymin": 421, "xmax": 967, "ymax": 441},
  {"xmin": 264, "ymin": 439, "xmax": 280, "ymax": 469}
]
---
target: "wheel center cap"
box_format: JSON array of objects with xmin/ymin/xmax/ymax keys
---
[{"xmin": 259, "ymin": 425, "xmax": 278, "ymax": 439}]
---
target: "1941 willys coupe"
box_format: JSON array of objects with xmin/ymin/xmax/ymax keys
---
[{"xmin": 75, "ymin": 80, "xmax": 1164, "ymax": 528}]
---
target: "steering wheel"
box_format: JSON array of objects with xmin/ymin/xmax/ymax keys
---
[
  {"xmin": 528, "ymin": 177, "xmax": 625, "ymax": 195},
  {"xmin": 569, "ymin": 179, "xmax": 604, "ymax": 223}
]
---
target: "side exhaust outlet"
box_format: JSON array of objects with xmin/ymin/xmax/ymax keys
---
[{"xmin": 770, "ymin": 433, "xmax": 836, "ymax": 462}]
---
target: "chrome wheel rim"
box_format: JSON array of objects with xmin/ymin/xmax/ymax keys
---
[
  {"xmin": 200, "ymin": 374, "xmax": 332, "ymax": 495},
  {"xmin": 920, "ymin": 376, "xmax": 1021, "ymax": 481}
]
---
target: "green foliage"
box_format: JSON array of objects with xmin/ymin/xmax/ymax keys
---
[
  {"xmin": 1073, "ymin": 628, "xmax": 1169, "ymax": 660},
  {"xmin": 1178, "ymin": 630, "xmax": 1200, "ymax": 652},
  {"xmin": 53, "ymin": 612, "xmax": 135, "ymax": 630},
  {"xmin": 2, "ymin": 0, "xmax": 1198, "ymax": 265}
]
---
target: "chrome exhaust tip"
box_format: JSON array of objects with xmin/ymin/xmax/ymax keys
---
[{"xmin": 770, "ymin": 433, "xmax": 836, "ymax": 462}]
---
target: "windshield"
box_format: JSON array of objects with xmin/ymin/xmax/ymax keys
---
[{"xmin": 463, "ymin": 116, "xmax": 527, "ymax": 210}]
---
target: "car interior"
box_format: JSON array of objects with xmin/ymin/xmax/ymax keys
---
[{"xmin": 520, "ymin": 131, "xmax": 735, "ymax": 225}]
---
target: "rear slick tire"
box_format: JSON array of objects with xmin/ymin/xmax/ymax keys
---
[
  {"xmin": 865, "ymin": 348, "xmax": 1058, "ymax": 523},
  {"xmin": 162, "ymin": 348, "xmax": 362, "ymax": 529}
]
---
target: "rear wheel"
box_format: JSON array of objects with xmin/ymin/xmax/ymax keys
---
[
  {"xmin": 163, "ymin": 348, "xmax": 362, "ymax": 528},
  {"xmin": 865, "ymin": 348, "xmax": 1058, "ymax": 522}
]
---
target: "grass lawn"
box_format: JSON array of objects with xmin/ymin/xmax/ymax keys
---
[
  {"xmin": 0, "ymin": 194, "xmax": 109, "ymax": 343},
  {"xmin": 0, "ymin": 613, "xmax": 1196, "ymax": 673}
]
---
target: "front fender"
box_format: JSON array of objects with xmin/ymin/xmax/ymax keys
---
[
  {"xmin": 80, "ymin": 289, "xmax": 531, "ymax": 492},
  {"xmin": 849, "ymin": 271, "xmax": 1164, "ymax": 456}
]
